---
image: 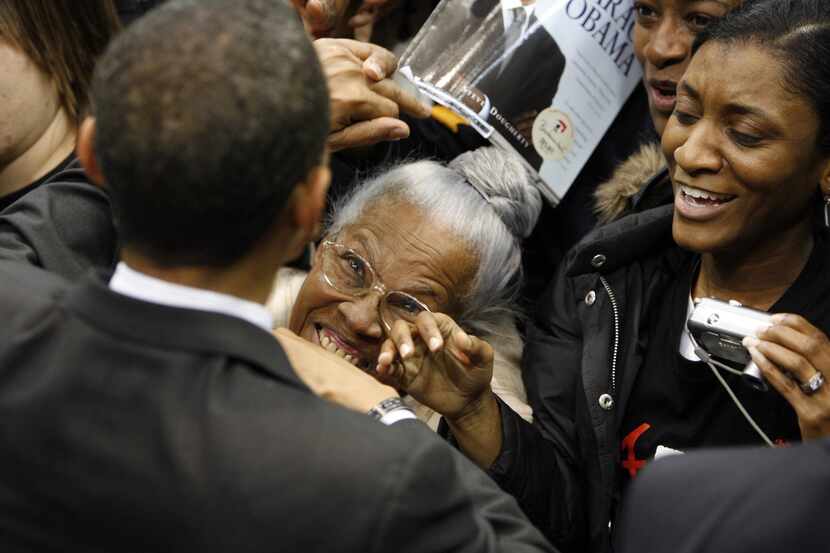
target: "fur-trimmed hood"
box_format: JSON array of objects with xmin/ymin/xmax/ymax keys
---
[{"xmin": 593, "ymin": 142, "xmax": 667, "ymax": 224}]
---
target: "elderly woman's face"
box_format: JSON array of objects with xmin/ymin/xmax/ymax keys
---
[
  {"xmin": 664, "ymin": 42, "xmax": 830, "ymax": 256},
  {"xmin": 633, "ymin": 0, "xmax": 738, "ymax": 136},
  {"xmin": 289, "ymin": 200, "xmax": 476, "ymax": 370}
]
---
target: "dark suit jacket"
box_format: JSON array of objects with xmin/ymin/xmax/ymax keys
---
[
  {"xmin": 0, "ymin": 262, "xmax": 552, "ymax": 553},
  {"xmin": 616, "ymin": 440, "xmax": 830, "ymax": 553},
  {"xmin": 0, "ymin": 160, "xmax": 117, "ymax": 280}
]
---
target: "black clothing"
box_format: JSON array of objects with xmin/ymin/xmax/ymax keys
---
[
  {"xmin": 116, "ymin": 0, "xmax": 164, "ymax": 25},
  {"xmin": 0, "ymin": 262, "xmax": 553, "ymax": 553},
  {"xmin": 0, "ymin": 159, "xmax": 116, "ymax": 280},
  {"xmin": 0, "ymin": 153, "xmax": 74, "ymax": 212},
  {"xmin": 468, "ymin": 205, "xmax": 830, "ymax": 553},
  {"xmin": 616, "ymin": 438, "xmax": 830, "ymax": 553},
  {"xmin": 618, "ymin": 250, "xmax": 806, "ymax": 491},
  {"xmin": 522, "ymin": 86, "xmax": 654, "ymax": 303}
]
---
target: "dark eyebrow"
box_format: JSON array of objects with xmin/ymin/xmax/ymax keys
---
[{"xmin": 679, "ymin": 81, "xmax": 774, "ymax": 121}]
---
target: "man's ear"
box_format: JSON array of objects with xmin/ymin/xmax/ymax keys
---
[
  {"xmin": 76, "ymin": 117, "xmax": 106, "ymax": 189},
  {"xmin": 291, "ymin": 164, "xmax": 331, "ymax": 238}
]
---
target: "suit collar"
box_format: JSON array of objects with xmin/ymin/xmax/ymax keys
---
[{"xmin": 65, "ymin": 271, "xmax": 308, "ymax": 391}]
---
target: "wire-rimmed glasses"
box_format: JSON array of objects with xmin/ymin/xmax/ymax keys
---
[{"xmin": 318, "ymin": 240, "xmax": 431, "ymax": 333}]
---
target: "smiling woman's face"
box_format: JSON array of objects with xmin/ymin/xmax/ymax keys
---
[
  {"xmin": 289, "ymin": 198, "xmax": 476, "ymax": 370},
  {"xmin": 663, "ymin": 41, "xmax": 830, "ymax": 257},
  {"xmin": 633, "ymin": 0, "xmax": 738, "ymax": 135}
]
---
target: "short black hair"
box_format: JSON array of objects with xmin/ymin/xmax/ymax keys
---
[
  {"xmin": 693, "ymin": 0, "xmax": 830, "ymax": 153},
  {"xmin": 92, "ymin": 0, "xmax": 330, "ymax": 266}
]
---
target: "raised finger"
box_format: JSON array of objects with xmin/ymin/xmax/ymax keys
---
[
  {"xmin": 389, "ymin": 319, "xmax": 417, "ymax": 360},
  {"xmin": 415, "ymin": 311, "xmax": 443, "ymax": 352},
  {"xmin": 770, "ymin": 313, "xmax": 820, "ymax": 336},
  {"xmin": 327, "ymin": 118, "xmax": 409, "ymax": 152},
  {"xmin": 758, "ymin": 323, "xmax": 830, "ymax": 375},
  {"xmin": 745, "ymin": 336, "xmax": 817, "ymax": 385},
  {"xmin": 376, "ymin": 338, "xmax": 397, "ymax": 372},
  {"xmin": 465, "ymin": 334, "xmax": 495, "ymax": 367},
  {"xmin": 749, "ymin": 346, "xmax": 808, "ymax": 410},
  {"xmin": 370, "ymin": 79, "xmax": 432, "ymax": 118},
  {"xmin": 332, "ymin": 39, "xmax": 398, "ymax": 79}
]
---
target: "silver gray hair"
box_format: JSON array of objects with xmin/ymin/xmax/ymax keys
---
[{"xmin": 327, "ymin": 146, "xmax": 543, "ymax": 337}]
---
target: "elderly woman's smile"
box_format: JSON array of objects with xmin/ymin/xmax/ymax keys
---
[{"xmin": 289, "ymin": 203, "xmax": 476, "ymax": 370}]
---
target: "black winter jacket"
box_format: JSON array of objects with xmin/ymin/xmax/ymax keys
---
[{"xmin": 487, "ymin": 204, "xmax": 687, "ymax": 553}]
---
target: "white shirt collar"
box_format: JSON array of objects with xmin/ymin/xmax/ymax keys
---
[
  {"xmin": 109, "ymin": 262, "xmax": 273, "ymax": 331},
  {"xmin": 679, "ymin": 295, "xmax": 702, "ymax": 361}
]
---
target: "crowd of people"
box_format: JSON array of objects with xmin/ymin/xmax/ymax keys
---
[{"xmin": 0, "ymin": 0, "xmax": 828, "ymax": 551}]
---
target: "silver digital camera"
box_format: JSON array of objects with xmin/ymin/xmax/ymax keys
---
[{"xmin": 687, "ymin": 298, "xmax": 773, "ymax": 390}]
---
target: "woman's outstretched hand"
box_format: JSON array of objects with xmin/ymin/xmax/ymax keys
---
[
  {"xmin": 744, "ymin": 313, "xmax": 830, "ymax": 440},
  {"xmin": 375, "ymin": 312, "xmax": 494, "ymax": 421}
]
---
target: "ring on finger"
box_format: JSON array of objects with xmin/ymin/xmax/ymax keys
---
[{"xmin": 800, "ymin": 372, "xmax": 825, "ymax": 396}]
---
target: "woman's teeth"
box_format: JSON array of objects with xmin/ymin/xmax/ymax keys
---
[
  {"xmin": 320, "ymin": 332, "xmax": 362, "ymax": 368},
  {"xmin": 681, "ymin": 184, "xmax": 735, "ymax": 205}
]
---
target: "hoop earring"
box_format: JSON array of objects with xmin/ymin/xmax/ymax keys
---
[{"xmin": 825, "ymin": 195, "xmax": 830, "ymax": 228}]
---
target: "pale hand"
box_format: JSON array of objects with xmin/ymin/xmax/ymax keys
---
[
  {"xmin": 275, "ymin": 327, "xmax": 398, "ymax": 413},
  {"xmin": 375, "ymin": 312, "xmax": 494, "ymax": 421}
]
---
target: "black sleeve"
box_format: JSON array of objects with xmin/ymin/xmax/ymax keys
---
[
  {"xmin": 0, "ymin": 177, "xmax": 117, "ymax": 280},
  {"xmin": 502, "ymin": 261, "xmax": 588, "ymax": 549},
  {"xmin": 442, "ymin": 261, "xmax": 588, "ymax": 550},
  {"xmin": 378, "ymin": 420, "xmax": 557, "ymax": 553}
]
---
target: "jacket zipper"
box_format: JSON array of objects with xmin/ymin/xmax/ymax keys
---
[{"xmin": 599, "ymin": 276, "xmax": 620, "ymax": 396}]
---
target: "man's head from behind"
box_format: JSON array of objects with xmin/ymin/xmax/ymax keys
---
[{"xmin": 81, "ymin": 0, "xmax": 330, "ymax": 267}]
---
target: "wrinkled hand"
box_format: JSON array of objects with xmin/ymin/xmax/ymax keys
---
[
  {"xmin": 375, "ymin": 312, "xmax": 494, "ymax": 421},
  {"xmin": 743, "ymin": 314, "xmax": 830, "ymax": 440},
  {"xmin": 314, "ymin": 38, "xmax": 431, "ymax": 151},
  {"xmin": 275, "ymin": 328, "xmax": 398, "ymax": 413}
]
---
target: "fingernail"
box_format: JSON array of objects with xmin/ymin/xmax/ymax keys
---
[
  {"xmin": 378, "ymin": 352, "xmax": 393, "ymax": 365},
  {"xmin": 388, "ymin": 127, "xmax": 409, "ymax": 140},
  {"xmin": 366, "ymin": 61, "xmax": 384, "ymax": 80},
  {"xmin": 771, "ymin": 314, "xmax": 786, "ymax": 324},
  {"xmin": 743, "ymin": 336, "xmax": 760, "ymax": 348},
  {"xmin": 400, "ymin": 343, "xmax": 413, "ymax": 358},
  {"xmin": 429, "ymin": 337, "xmax": 442, "ymax": 351},
  {"xmin": 419, "ymin": 102, "xmax": 433, "ymax": 117}
]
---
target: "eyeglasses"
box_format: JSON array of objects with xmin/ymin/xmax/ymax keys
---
[{"xmin": 318, "ymin": 240, "xmax": 431, "ymax": 333}]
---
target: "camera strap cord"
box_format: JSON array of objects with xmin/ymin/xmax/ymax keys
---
[{"xmin": 691, "ymin": 342, "xmax": 775, "ymax": 447}]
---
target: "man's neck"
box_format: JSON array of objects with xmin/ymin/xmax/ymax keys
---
[
  {"xmin": 0, "ymin": 108, "xmax": 76, "ymax": 199},
  {"xmin": 121, "ymin": 250, "xmax": 279, "ymax": 306},
  {"xmin": 694, "ymin": 223, "xmax": 815, "ymax": 311}
]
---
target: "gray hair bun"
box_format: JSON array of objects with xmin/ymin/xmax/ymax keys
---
[{"xmin": 448, "ymin": 146, "xmax": 543, "ymax": 239}]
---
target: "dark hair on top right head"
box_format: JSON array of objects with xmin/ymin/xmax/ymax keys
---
[
  {"xmin": 693, "ymin": 0, "xmax": 830, "ymax": 153},
  {"xmin": 92, "ymin": 0, "xmax": 330, "ymax": 266}
]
